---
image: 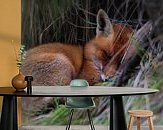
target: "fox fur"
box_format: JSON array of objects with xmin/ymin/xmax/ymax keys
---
[{"xmin": 22, "ymin": 9, "xmax": 133, "ymax": 86}]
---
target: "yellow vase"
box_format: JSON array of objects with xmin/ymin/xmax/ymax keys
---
[{"xmin": 11, "ymin": 70, "xmax": 27, "ymax": 91}]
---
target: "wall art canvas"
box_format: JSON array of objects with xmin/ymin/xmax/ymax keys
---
[{"xmin": 21, "ymin": 0, "xmax": 163, "ymax": 126}]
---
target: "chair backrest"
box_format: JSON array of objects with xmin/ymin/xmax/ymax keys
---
[
  {"xmin": 66, "ymin": 79, "xmax": 94, "ymax": 108},
  {"xmin": 70, "ymin": 79, "xmax": 89, "ymax": 87}
]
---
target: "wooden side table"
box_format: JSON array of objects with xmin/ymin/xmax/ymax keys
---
[{"xmin": 128, "ymin": 110, "xmax": 154, "ymax": 130}]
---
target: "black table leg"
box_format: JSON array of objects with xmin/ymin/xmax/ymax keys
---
[
  {"xmin": 0, "ymin": 96, "xmax": 18, "ymax": 130},
  {"xmin": 110, "ymin": 96, "xmax": 127, "ymax": 130}
]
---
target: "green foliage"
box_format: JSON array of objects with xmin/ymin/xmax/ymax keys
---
[
  {"xmin": 148, "ymin": 63, "xmax": 163, "ymax": 89},
  {"xmin": 36, "ymin": 105, "xmax": 93, "ymax": 125},
  {"xmin": 38, "ymin": 105, "xmax": 69, "ymax": 125},
  {"xmin": 16, "ymin": 45, "xmax": 26, "ymax": 69},
  {"xmin": 22, "ymin": 0, "xmax": 91, "ymax": 48},
  {"xmin": 129, "ymin": 36, "xmax": 146, "ymax": 57}
]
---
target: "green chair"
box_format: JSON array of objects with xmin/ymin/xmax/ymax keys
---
[{"xmin": 65, "ymin": 79, "xmax": 96, "ymax": 130}]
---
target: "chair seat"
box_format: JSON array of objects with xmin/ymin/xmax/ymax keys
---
[
  {"xmin": 128, "ymin": 110, "xmax": 153, "ymax": 117},
  {"xmin": 65, "ymin": 97, "xmax": 95, "ymax": 109}
]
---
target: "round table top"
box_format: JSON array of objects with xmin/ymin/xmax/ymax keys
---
[{"xmin": 0, "ymin": 86, "xmax": 159, "ymax": 97}]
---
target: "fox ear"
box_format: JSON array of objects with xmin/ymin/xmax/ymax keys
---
[{"xmin": 96, "ymin": 9, "xmax": 113, "ymax": 37}]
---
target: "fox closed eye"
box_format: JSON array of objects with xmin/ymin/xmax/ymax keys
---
[
  {"xmin": 106, "ymin": 54, "xmax": 112, "ymax": 60},
  {"xmin": 103, "ymin": 51, "xmax": 112, "ymax": 61}
]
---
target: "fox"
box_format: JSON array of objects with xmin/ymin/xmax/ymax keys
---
[
  {"xmin": 22, "ymin": 9, "xmax": 133, "ymax": 86},
  {"xmin": 22, "ymin": 9, "xmax": 133, "ymax": 115}
]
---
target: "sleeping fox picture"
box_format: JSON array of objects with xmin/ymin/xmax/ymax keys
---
[
  {"xmin": 22, "ymin": 9, "xmax": 133, "ymax": 86},
  {"xmin": 21, "ymin": 9, "xmax": 134, "ymax": 122}
]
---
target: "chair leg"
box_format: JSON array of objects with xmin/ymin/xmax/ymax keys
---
[
  {"xmin": 66, "ymin": 109, "xmax": 74, "ymax": 130},
  {"xmin": 128, "ymin": 115, "xmax": 134, "ymax": 130},
  {"xmin": 148, "ymin": 117, "xmax": 154, "ymax": 130},
  {"xmin": 87, "ymin": 109, "xmax": 95, "ymax": 130},
  {"xmin": 137, "ymin": 117, "xmax": 141, "ymax": 130}
]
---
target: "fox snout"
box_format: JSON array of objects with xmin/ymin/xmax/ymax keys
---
[{"xmin": 100, "ymin": 73, "xmax": 108, "ymax": 82}]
